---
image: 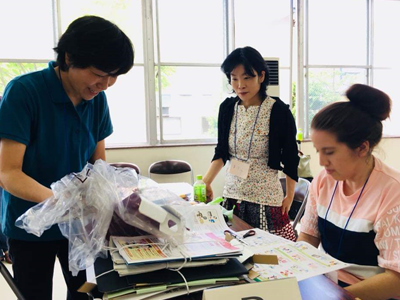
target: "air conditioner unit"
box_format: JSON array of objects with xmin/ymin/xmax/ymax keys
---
[{"xmin": 264, "ymin": 57, "xmax": 279, "ymax": 97}]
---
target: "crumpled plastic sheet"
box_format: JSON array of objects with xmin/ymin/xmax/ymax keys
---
[{"xmin": 15, "ymin": 159, "xmax": 190, "ymax": 276}]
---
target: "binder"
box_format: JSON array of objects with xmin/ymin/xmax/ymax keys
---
[{"xmin": 94, "ymin": 255, "xmax": 248, "ymax": 293}]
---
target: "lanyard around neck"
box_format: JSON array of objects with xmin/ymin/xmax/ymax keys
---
[
  {"xmin": 233, "ymin": 100, "xmax": 262, "ymax": 162},
  {"xmin": 323, "ymin": 175, "xmax": 371, "ymax": 257}
]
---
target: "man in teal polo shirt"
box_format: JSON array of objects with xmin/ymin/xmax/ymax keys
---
[{"xmin": 0, "ymin": 16, "xmax": 134, "ymax": 300}]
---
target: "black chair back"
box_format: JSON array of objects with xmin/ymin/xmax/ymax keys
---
[
  {"xmin": 279, "ymin": 177, "xmax": 310, "ymax": 236},
  {"xmin": 110, "ymin": 162, "xmax": 140, "ymax": 175},
  {"xmin": 148, "ymin": 160, "xmax": 194, "ymax": 184}
]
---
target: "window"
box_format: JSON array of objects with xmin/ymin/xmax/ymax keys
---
[
  {"xmin": 154, "ymin": 0, "xmax": 226, "ymax": 143},
  {"xmin": 59, "ymin": 0, "xmax": 147, "ymax": 145},
  {"xmin": 3, "ymin": 1, "xmax": 397, "ymax": 147},
  {"xmin": 300, "ymin": 0, "xmax": 399, "ymax": 137},
  {"xmin": 373, "ymin": 0, "xmax": 400, "ymax": 136},
  {"xmin": 301, "ymin": 0, "xmax": 368, "ymax": 135},
  {"xmin": 0, "ymin": 0, "xmax": 54, "ymax": 95},
  {"xmin": 234, "ymin": 0, "xmax": 293, "ymax": 104},
  {"xmin": 156, "ymin": 66, "xmax": 226, "ymax": 141}
]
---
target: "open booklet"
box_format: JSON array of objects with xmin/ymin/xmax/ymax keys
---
[
  {"xmin": 111, "ymin": 205, "xmax": 241, "ymax": 266},
  {"xmin": 233, "ymin": 228, "xmax": 348, "ymax": 282}
]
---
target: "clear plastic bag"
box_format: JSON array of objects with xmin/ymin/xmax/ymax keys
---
[
  {"xmin": 16, "ymin": 159, "xmax": 189, "ymax": 276},
  {"xmin": 115, "ymin": 186, "xmax": 191, "ymax": 244}
]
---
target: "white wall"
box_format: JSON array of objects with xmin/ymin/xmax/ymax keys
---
[
  {"xmin": 106, "ymin": 145, "xmax": 228, "ymax": 196},
  {"xmin": 106, "ymin": 137, "xmax": 400, "ymax": 196},
  {"xmin": 300, "ymin": 137, "xmax": 400, "ymax": 178}
]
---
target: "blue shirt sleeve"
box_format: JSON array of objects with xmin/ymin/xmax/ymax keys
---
[
  {"xmin": 96, "ymin": 92, "xmax": 113, "ymax": 142},
  {"xmin": 0, "ymin": 79, "xmax": 35, "ymax": 145}
]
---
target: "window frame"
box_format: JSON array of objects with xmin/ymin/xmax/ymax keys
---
[
  {"xmin": 298, "ymin": 0, "xmax": 378, "ymax": 138},
  {"xmin": 0, "ymin": 0, "xmax": 296, "ymax": 147}
]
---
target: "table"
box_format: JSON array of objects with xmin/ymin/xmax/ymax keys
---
[
  {"xmin": 229, "ymin": 215, "xmax": 253, "ymax": 232},
  {"xmin": 172, "ymin": 215, "xmax": 357, "ymax": 300},
  {"xmin": 299, "ymin": 275, "xmax": 356, "ymax": 300},
  {"xmin": 229, "ymin": 215, "xmax": 356, "ymax": 300},
  {"xmin": 90, "ymin": 214, "xmax": 355, "ymax": 300},
  {"xmin": 171, "ymin": 274, "xmax": 356, "ymax": 300}
]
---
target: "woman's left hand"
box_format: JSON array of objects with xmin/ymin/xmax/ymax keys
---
[{"xmin": 281, "ymin": 196, "xmax": 294, "ymax": 215}]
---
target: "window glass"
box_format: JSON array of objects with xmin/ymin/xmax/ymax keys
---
[
  {"xmin": 308, "ymin": 0, "xmax": 367, "ymax": 65},
  {"xmin": 156, "ymin": 66, "xmax": 227, "ymax": 141},
  {"xmin": 307, "ymin": 68, "xmax": 367, "ymax": 125},
  {"xmin": 157, "ymin": 0, "xmax": 224, "ymax": 63},
  {"xmin": 374, "ymin": 0, "xmax": 400, "ymax": 136},
  {"xmin": 234, "ymin": 0, "xmax": 292, "ymax": 114},
  {"xmin": 234, "ymin": 0, "xmax": 291, "ymax": 67},
  {"xmin": 374, "ymin": 69, "xmax": 400, "ymax": 137},
  {"xmin": 0, "ymin": 0, "xmax": 54, "ymax": 59},
  {"xmin": 374, "ymin": 0, "xmax": 400, "ymax": 68},
  {"xmin": 59, "ymin": 0, "xmax": 143, "ymax": 63},
  {"xmin": 59, "ymin": 0, "xmax": 146, "ymax": 145},
  {"xmin": 105, "ymin": 66, "xmax": 147, "ymax": 145},
  {"xmin": 0, "ymin": 63, "xmax": 47, "ymax": 95},
  {"xmin": 278, "ymin": 69, "xmax": 291, "ymax": 105}
]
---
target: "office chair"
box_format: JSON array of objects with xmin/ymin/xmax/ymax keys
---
[
  {"xmin": 148, "ymin": 160, "xmax": 194, "ymax": 185},
  {"xmin": 109, "ymin": 162, "xmax": 141, "ymax": 175},
  {"xmin": 279, "ymin": 177, "xmax": 310, "ymax": 236},
  {"xmin": 0, "ymin": 260, "xmax": 27, "ymax": 300}
]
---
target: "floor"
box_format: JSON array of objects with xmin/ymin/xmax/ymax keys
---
[{"xmin": 0, "ymin": 259, "xmax": 67, "ymax": 300}]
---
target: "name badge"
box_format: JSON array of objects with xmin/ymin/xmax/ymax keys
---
[{"xmin": 229, "ymin": 158, "xmax": 250, "ymax": 179}]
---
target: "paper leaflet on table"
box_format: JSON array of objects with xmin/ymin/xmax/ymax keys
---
[
  {"xmin": 232, "ymin": 228, "xmax": 348, "ymax": 282},
  {"xmin": 184, "ymin": 205, "xmax": 231, "ymax": 238}
]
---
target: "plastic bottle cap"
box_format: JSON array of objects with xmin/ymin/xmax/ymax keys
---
[{"xmin": 196, "ymin": 175, "xmax": 202, "ymax": 180}]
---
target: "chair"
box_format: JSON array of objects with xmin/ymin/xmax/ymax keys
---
[
  {"xmin": 148, "ymin": 160, "xmax": 194, "ymax": 185},
  {"xmin": 109, "ymin": 162, "xmax": 140, "ymax": 175},
  {"xmin": 0, "ymin": 260, "xmax": 26, "ymax": 300},
  {"xmin": 279, "ymin": 177, "xmax": 310, "ymax": 235}
]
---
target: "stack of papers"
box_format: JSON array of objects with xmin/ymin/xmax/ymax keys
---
[
  {"xmin": 111, "ymin": 233, "xmax": 241, "ymax": 266},
  {"xmin": 110, "ymin": 204, "xmax": 242, "ymax": 269},
  {"xmin": 94, "ymin": 205, "xmax": 248, "ymax": 299},
  {"xmin": 94, "ymin": 249, "xmax": 248, "ymax": 299},
  {"xmin": 111, "ymin": 246, "xmax": 229, "ymax": 276}
]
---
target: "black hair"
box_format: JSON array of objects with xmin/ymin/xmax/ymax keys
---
[
  {"xmin": 311, "ymin": 84, "xmax": 391, "ymax": 150},
  {"xmin": 54, "ymin": 15, "xmax": 134, "ymax": 75},
  {"xmin": 221, "ymin": 46, "xmax": 270, "ymax": 100}
]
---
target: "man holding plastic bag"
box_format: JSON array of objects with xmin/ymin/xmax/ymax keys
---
[{"xmin": 0, "ymin": 16, "xmax": 134, "ymax": 300}]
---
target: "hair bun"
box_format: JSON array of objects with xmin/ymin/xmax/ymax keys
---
[{"xmin": 346, "ymin": 84, "xmax": 391, "ymax": 121}]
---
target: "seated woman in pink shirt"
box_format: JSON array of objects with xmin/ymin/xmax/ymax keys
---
[{"xmin": 298, "ymin": 84, "xmax": 400, "ymax": 300}]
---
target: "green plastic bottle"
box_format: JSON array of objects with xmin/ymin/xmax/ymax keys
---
[
  {"xmin": 296, "ymin": 128, "xmax": 303, "ymax": 142},
  {"xmin": 193, "ymin": 175, "xmax": 207, "ymax": 203}
]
